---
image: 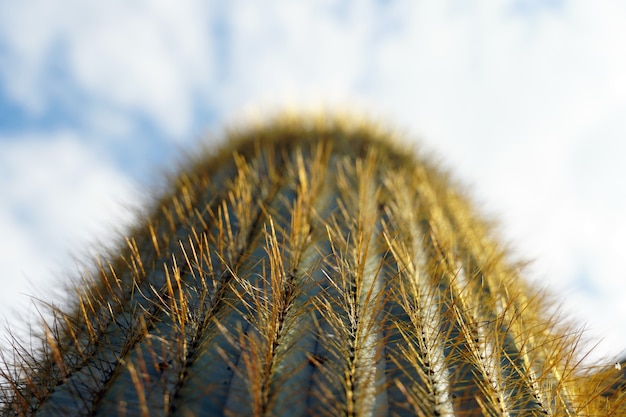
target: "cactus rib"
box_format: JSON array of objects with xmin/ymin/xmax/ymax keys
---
[{"xmin": 1, "ymin": 114, "xmax": 624, "ymax": 416}]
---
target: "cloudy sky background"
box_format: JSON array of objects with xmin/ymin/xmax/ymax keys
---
[{"xmin": 1, "ymin": 0, "xmax": 625, "ymax": 363}]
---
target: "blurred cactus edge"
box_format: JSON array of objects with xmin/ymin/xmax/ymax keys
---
[{"xmin": 1, "ymin": 112, "xmax": 625, "ymax": 416}]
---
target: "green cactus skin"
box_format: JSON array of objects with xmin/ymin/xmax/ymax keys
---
[{"xmin": 1, "ymin": 114, "xmax": 624, "ymax": 416}]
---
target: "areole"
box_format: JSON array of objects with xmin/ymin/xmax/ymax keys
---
[{"xmin": 1, "ymin": 114, "xmax": 624, "ymax": 416}]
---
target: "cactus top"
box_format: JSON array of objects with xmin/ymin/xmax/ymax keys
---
[{"xmin": 1, "ymin": 114, "xmax": 624, "ymax": 416}]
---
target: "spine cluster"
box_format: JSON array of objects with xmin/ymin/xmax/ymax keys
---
[{"xmin": 1, "ymin": 115, "xmax": 624, "ymax": 416}]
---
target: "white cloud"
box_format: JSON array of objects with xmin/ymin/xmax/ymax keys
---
[
  {"xmin": 217, "ymin": 1, "xmax": 384, "ymax": 112},
  {"xmin": 0, "ymin": 0, "xmax": 216, "ymax": 138},
  {"xmin": 0, "ymin": 0, "xmax": 625, "ymax": 362},
  {"xmin": 0, "ymin": 132, "xmax": 139, "ymax": 322}
]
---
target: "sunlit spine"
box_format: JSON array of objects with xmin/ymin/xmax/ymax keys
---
[{"xmin": 1, "ymin": 114, "xmax": 624, "ymax": 416}]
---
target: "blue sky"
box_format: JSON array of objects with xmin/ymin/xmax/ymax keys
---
[{"xmin": 1, "ymin": 0, "xmax": 625, "ymax": 362}]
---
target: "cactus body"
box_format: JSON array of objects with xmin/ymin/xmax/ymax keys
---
[{"xmin": 1, "ymin": 115, "xmax": 624, "ymax": 416}]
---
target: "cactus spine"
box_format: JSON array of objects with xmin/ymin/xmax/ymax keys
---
[{"xmin": 1, "ymin": 114, "xmax": 624, "ymax": 416}]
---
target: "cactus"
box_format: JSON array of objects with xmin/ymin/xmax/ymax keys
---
[{"xmin": 1, "ymin": 114, "xmax": 624, "ymax": 416}]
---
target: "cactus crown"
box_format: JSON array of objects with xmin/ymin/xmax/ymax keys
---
[{"xmin": 1, "ymin": 114, "xmax": 624, "ymax": 416}]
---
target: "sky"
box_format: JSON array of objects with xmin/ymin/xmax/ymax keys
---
[{"xmin": 1, "ymin": 0, "xmax": 625, "ymax": 363}]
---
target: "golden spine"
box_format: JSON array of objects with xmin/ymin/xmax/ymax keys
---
[{"xmin": 1, "ymin": 115, "xmax": 624, "ymax": 416}]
